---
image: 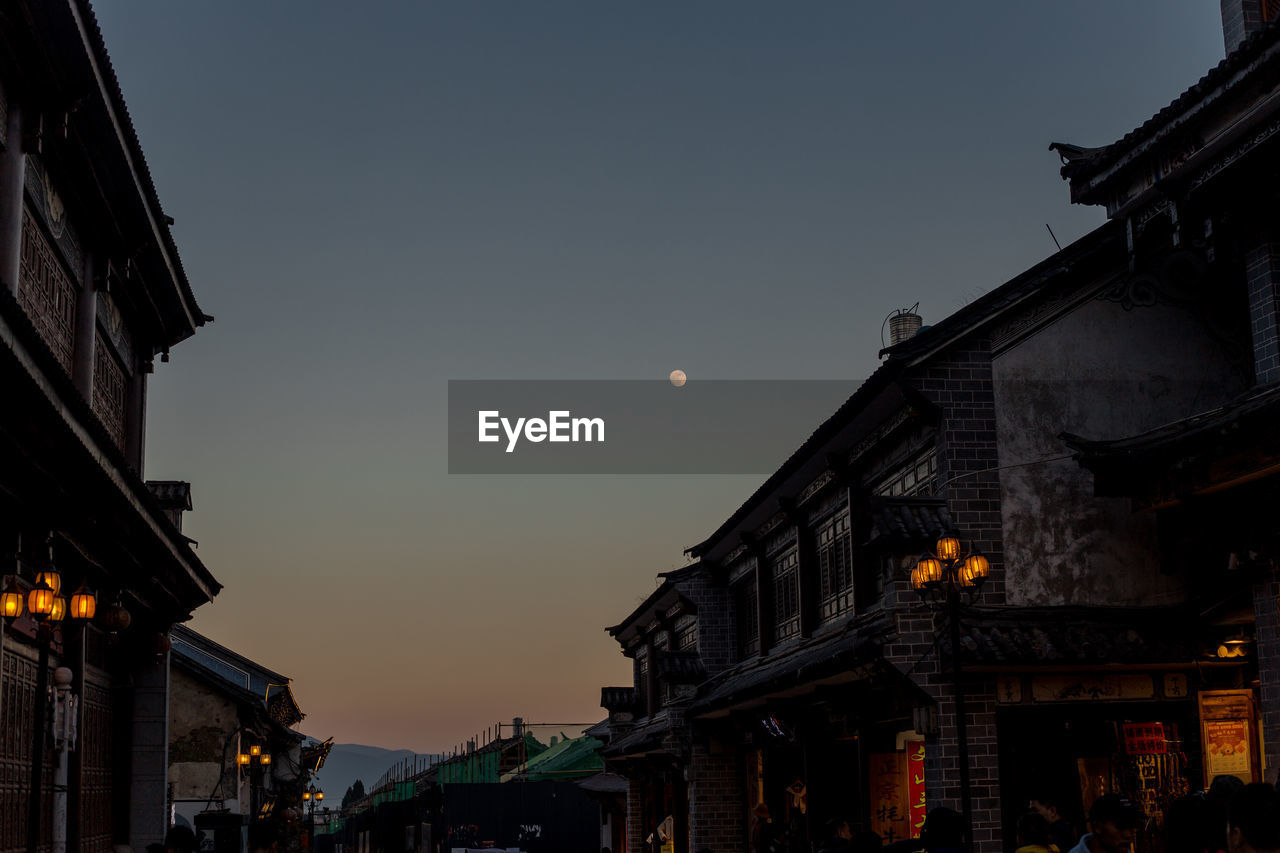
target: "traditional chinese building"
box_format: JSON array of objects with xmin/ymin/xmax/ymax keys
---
[
  {"xmin": 0, "ymin": 0, "xmax": 219, "ymax": 849},
  {"xmin": 167, "ymin": 626, "xmax": 308, "ymax": 837},
  {"xmin": 600, "ymin": 4, "xmax": 1280, "ymax": 852}
]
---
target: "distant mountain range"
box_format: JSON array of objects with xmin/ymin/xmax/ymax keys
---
[{"xmin": 312, "ymin": 743, "xmax": 432, "ymax": 807}]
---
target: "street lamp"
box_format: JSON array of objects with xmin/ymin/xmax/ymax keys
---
[
  {"xmin": 911, "ymin": 534, "xmax": 989, "ymax": 849},
  {"xmin": 2, "ymin": 547, "xmax": 98, "ymax": 853},
  {"xmin": 238, "ymin": 742, "xmax": 273, "ymax": 817}
]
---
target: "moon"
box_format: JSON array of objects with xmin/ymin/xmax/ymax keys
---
[{"xmin": 669, "ymin": 369, "xmax": 687, "ymax": 387}]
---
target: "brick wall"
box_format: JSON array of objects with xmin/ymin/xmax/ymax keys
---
[
  {"xmin": 1246, "ymin": 239, "xmax": 1280, "ymax": 385},
  {"xmin": 678, "ymin": 571, "xmax": 735, "ymax": 677},
  {"xmin": 887, "ymin": 611, "xmax": 1003, "ymax": 853},
  {"xmin": 688, "ymin": 733, "xmax": 743, "ymax": 853},
  {"xmin": 1254, "ymin": 580, "xmax": 1280, "ymax": 783},
  {"xmin": 908, "ymin": 342, "xmax": 1006, "ymax": 606},
  {"xmin": 627, "ymin": 777, "xmax": 646, "ymax": 853}
]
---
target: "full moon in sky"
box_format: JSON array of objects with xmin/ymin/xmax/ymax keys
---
[{"xmin": 669, "ymin": 369, "xmax": 687, "ymax": 387}]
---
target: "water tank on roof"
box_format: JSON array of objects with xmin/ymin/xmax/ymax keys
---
[{"xmin": 886, "ymin": 304, "xmax": 923, "ymax": 347}]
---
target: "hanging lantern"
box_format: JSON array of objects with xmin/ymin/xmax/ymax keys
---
[
  {"xmin": 27, "ymin": 579, "xmax": 55, "ymax": 621},
  {"xmin": 315, "ymin": 790, "xmax": 324, "ymax": 802},
  {"xmin": 260, "ymin": 753, "xmax": 272, "ymax": 766},
  {"xmin": 69, "ymin": 585, "xmax": 97, "ymax": 620},
  {"xmin": 250, "ymin": 744, "xmax": 262, "ymax": 757},
  {"xmin": 36, "ymin": 570, "xmax": 61, "ymax": 596},
  {"xmin": 1, "ymin": 576, "xmax": 23, "ymax": 621},
  {"xmin": 959, "ymin": 551, "xmax": 990, "ymax": 587},
  {"xmin": 99, "ymin": 600, "xmax": 132, "ymax": 632},
  {"xmin": 49, "ymin": 596, "xmax": 66, "ymax": 623},
  {"xmin": 935, "ymin": 536, "xmax": 961, "ymax": 562},
  {"xmin": 238, "ymin": 753, "xmax": 252, "ymax": 767},
  {"xmin": 302, "ymin": 789, "xmax": 311, "ymax": 801},
  {"xmin": 912, "ymin": 555, "xmax": 944, "ymax": 590}
]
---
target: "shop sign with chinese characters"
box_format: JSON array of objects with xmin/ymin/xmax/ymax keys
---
[
  {"xmin": 1199, "ymin": 690, "xmax": 1259, "ymax": 785},
  {"xmin": 869, "ymin": 741, "xmax": 926, "ymax": 844}
]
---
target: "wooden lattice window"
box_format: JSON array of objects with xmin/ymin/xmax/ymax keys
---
[
  {"xmin": 0, "ymin": 648, "xmax": 55, "ymax": 853},
  {"xmin": 874, "ymin": 448, "xmax": 938, "ymax": 497},
  {"xmin": 80, "ymin": 677, "xmax": 115, "ymax": 852},
  {"xmin": 18, "ymin": 207, "xmax": 77, "ymax": 374},
  {"xmin": 736, "ymin": 576, "xmax": 759, "ymax": 659},
  {"xmin": 675, "ymin": 618, "xmax": 697, "ymax": 651},
  {"xmin": 92, "ymin": 332, "xmax": 127, "ymax": 449},
  {"xmin": 772, "ymin": 549, "xmax": 800, "ymax": 642},
  {"xmin": 818, "ymin": 511, "xmax": 854, "ymax": 622}
]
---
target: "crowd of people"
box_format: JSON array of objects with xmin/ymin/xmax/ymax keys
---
[{"xmin": 746, "ymin": 778, "xmax": 1280, "ymax": 853}]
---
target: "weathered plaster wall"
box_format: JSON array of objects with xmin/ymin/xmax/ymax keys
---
[
  {"xmin": 169, "ymin": 666, "xmax": 240, "ymax": 801},
  {"xmin": 995, "ymin": 297, "xmax": 1242, "ymax": 606}
]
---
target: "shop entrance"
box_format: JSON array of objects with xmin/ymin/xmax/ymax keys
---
[{"xmin": 996, "ymin": 702, "xmax": 1200, "ymax": 853}]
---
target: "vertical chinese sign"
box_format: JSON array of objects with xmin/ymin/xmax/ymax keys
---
[
  {"xmin": 869, "ymin": 753, "xmax": 907, "ymax": 844},
  {"xmin": 906, "ymin": 739, "xmax": 926, "ymax": 840},
  {"xmin": 870, "ymin": 744, "xmax": 926, "ymax": 846}
]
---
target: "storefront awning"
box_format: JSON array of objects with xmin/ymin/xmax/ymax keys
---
[{"xmin": 689, "ymin": 612, "xmax": 900, "ymax": 719}]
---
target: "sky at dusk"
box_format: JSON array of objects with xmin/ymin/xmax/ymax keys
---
[{"xmin": 91, "ymin": 2, "xmax": 1226, "ymax": 753}]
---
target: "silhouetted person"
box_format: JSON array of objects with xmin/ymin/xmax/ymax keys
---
[
  {"xmin": 1068, "ymin": 795, "xmax": 1139, "ymax": 853},
  {"xmin": 1017, "ymin": 812, "xmax": 1059, "ymax": 853},
  {"xmin": 249, "ymin": 822, "xmax": 280, "ymax": 853},
  {"xmin": 164, "ymin": 826, "xmax": 197, "ymax": 853},
  {"xmin": 1227, "ymin": 783, "xmax": 1280, "ymax": 853},
  {"xmin": 817, "ymin": 818, "xmax": 853, "ymax": 852},
  {"xmin": 1030, "ymin": 792, "xmax": 1078, "ymax": 853},
  {"xmin": 1164, "ymin": 794, "xmax": 1216, "ymax": 853},
  {"xmin": 851, "ymin": 829, "xmax": 884, "ymax": 853},
  {"xmin": 920, "ymin": 807, "xmax": 964, "ymax": 853}
]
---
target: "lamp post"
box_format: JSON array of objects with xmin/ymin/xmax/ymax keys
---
[
  {"xmin": 303, "ymin": 784, "xmax": 324, "ymax": 841},
  {"xmin": 911, "ymin": 535, "xmax": 989, "ymax": 851},
  {"xmin": 237, "ymin": 743, "xmax": 273, "ymax": 818},
  {"xmin": 2, "ymin": 552, "xmax": 97, "ymax": 853}
]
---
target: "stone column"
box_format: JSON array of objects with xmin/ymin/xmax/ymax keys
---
[
  {"xmin": 128, "ymin": 650, "xmax": 170, "ymax": 852},
  {"xmin": 0, "ymin": 97, "xmax": 23, "ymax": 294}
]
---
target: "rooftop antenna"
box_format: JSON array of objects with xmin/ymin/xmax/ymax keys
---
[{"xmin": 1046, "ymin": 223, "xmax": 1062, "ymax": 252}]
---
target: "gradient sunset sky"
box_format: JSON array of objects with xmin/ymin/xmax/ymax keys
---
[{"xmin": 93, "ymin": 2, "xmax": 1224, "ymax": 752}]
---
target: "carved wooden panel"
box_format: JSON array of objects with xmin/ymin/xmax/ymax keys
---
[
  {"xmin": 0, "ymin": 647, "xmax": 52, "ymax": 853},
  {"xmin": 18, "ymin": 207, "xmax": 77, "ymax": 374},
  {"xmin": 92, "ymin": 331, "xmax": 127, "ymax": 449},
  {"xmin": 80, "ymin": 678, "xmax": 115, "ymax": 853}
]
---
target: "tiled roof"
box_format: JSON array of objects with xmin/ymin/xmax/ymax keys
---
[
  {"xmin": 864, "ymin": 496, "xmax": 952, "ymax": 546},
  {"xmin": 76, "ymin": 0, "xmax": 208, "ymax": 333},
  {"xmin": 600, "ymin": 686, "xmax": 638, "ymax": 714},
  {"xmin": 1061, "ymin": 382, "xmax": 1280, "ymax": 461},
  {"xmin": 600, "ymin": 716, "xmax": 675, "ymax": 758},
  {"xmin": 689, "ymin": 611, "xmax": 896, "ymax": 715},
  {"xmin": 941, "ymin": 606, "xmax": 1197, "ymax": 667},
  {"xmin": 1049, "ymin": 17, "xmax": 1280, "ymax": 196}
]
